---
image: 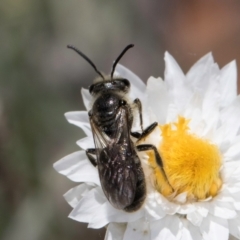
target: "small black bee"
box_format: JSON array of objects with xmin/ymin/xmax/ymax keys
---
[{"xmin": 67, "ymin": 44, "xmax": 168, "ymax": 212}]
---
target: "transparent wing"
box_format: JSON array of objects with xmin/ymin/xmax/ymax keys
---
[{"xmin": 90, "ymin": 106, "xmax": 138, "ymax": 210}]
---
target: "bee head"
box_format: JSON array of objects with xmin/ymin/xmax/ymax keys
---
[
  {"xmin": 89, "ymin": 78, "xmax": 130, "ymax": 95},
  {"xmin": 67, "ymin": 44, "xmax": 134, "ymax": 93}
]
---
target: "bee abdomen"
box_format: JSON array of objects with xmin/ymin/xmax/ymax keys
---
[{"xmin": 124, "ymin": 166, "xmax": 146, "ymax": 212}]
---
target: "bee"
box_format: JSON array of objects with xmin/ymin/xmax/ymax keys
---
[{"xmin": 67, "ymin": 44, "xmax": 167, "ymax": 211}]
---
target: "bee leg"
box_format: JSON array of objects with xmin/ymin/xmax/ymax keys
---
[
  {"xmin": 133, "ymin": 98, "xmax": 143, "ymax": 132},
  {"xmin": 136, "ymin": 144, "xmax": 172, "ymax": 189},
  {"xmin": 130, "ymin": 131, "xmax": 141, "ymax": 139},
  {"xmin": 86, "ymin": 148, "xmax": 97, "ymax": 167},
  {"xmin": 131, "ymin": 122, "xmax": 158, "ymax": 141}
]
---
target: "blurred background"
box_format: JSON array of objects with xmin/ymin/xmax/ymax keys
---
[{"xmin": 0, "ymin": 1, "xmax": 240, "ymax": 240}]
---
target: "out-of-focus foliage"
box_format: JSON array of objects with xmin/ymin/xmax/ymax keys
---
[{"xmin": 0, "ymin": 1, "xmax": 240, "ymax": 240}]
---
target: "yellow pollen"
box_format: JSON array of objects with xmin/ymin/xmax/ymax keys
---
[{"xmin": 148, "ymin": 116, "xmax": 222, "ymax": 200}]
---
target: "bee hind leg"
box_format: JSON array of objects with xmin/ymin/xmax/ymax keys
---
[
  {"xmin": 136, "ymin": 144, "xmax": 172, "ymax": 190},
  {"xmin": 86, "ymin": 148, "xmax": 97, "ymax": 167}
]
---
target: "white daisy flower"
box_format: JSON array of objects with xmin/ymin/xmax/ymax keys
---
[{"xmin": 54, "ymin": 53, "xmax": 240, "ymax": 240}]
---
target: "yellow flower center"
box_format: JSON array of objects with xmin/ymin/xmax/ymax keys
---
[{"xmin": 148, "ymin": 116, "xmax": 222, "ymax": 200}]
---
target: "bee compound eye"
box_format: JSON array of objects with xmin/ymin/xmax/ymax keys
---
[
  {"xmin": 119, "ymin": 100, "xmax": 126, "ymax": 106},
  {"xmin": 89, "ymin": 84, "xmax": 94, "ymax": 94},
  {"xmin": 122, "ymin": 79, "xmax": 130, "ymax": 87}
]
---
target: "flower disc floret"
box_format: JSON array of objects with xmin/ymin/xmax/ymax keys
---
[{"xmin": 148, "ymin": 116, "xmax": 222, "ymax": 201}]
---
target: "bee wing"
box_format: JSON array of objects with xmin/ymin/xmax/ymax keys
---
[
  {"xmin": 89, "ymin": 116, "xmax": 110, "ymax": 155},
  {"xmin": 90, "ymin": 106, "xmax": 138, "ymax": 210}
]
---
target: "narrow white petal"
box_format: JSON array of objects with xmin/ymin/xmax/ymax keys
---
[
  {"xmin": 181, "ymin": 227, "xmax": 193, "ymax": 240},
  {"xmin": 229, "ymin": 218, "xmax": 240, "ymax": 239},
  {"xmin": 89, "ymin": 202, "xmax": 145, "ymax": 228},
  {"xmin": 200, "ymin": 215, "xmax": 229, "ymax": 240},
  {"xmin": 223, "ymin": 136, "xmax": 240, "ymax": 161},
  {"xmin": 214, "ymin": 190, "xmax": 235, "ymax": 203},
  {"xmin": 64, "ymin": 111, "xmax": 92, "ymax": 136},
  {"xmin": 105, "ymin": 223, "xmax": 126, "ymax": 240},
  {"xmin": 155, "ymin": 192, "xmax": 180, "ymax": 215},
  {"xmin": 53, "ymin": 151, "xmax": 100, "ymax": 185},
  {"xmin": 164, "ymin": 53, "xmax": 193, "ymax": 112},
  {"xmin": 150, "ymin": 215, "xmax": 182, "ymax": 240},
  {"xmin": 219, "ymin": 61, "xmax": 237, "ymax": 108},
  {"xmin": 181, "ymin": 220, "xmax": 202, "ymax": 240},
  {"xmin": 175, "ymin": 192, "xmax": 188, "ymax": 204},
  {"xmin": 145, "ymin": 193, "xmax": 166, "ymax": 220},
  {"xmin": 76, "ymin": 136, "xmax": 94, "ymax": 150},
  {"xmin": 195, "ymin": 203, "xmax": 209, "ymax": 217},
  {"xmin": 209, "ymin": 201, "xmax": 237, "ymax": 219},
  {"xmin": 70, "ymin": 187, "xmax": 144, "ymax": 228},
  {"xmin": 146, "ymin": 77, "xmax": 169, "ymax": 124},
  {"xmin": 186, "ymin": 53, "xmax": 214, "ymax": 86},
  {"xmin": 69, "ymin": 187, "xmax": 106, "ymax": 226},
  {"xmin": 123, "ymin": 219, "xmax": 150, "ymax": 240},
  {"xmin": 164, "ymin": 52, "xmax": 185, "ymax": 86},
  {"xmin": 220, "ymin": 95, "xmax": 240, "ymax": 142},
  {"xmin": 115, "ymin": 64, "xmax": 146, "ymax": 97},
  {"xmin": 187, "ymin": 211, "xmax": 203, "ymax": 226},
  {"xmin": 64, "ymin": 183, "xmax": 94, "ymax": 208},
  {"xmin": 81, "ymin": 88, "xmax": 92, "ymax": 110},
  {"xmin": 222, "ymin": 162, "xmax": 240, "ymax": 182},
  {"xmin": 201, "ymin": 80, "xmax": 220, "ymax": 137}
]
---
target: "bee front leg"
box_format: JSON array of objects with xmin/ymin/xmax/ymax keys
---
[
  {"xmin": 86, "ymin": 148, "xmax": 97, "ymax": 167},
  {"xmin": 131, "ymin": 122, "xmax": 158, "ymax": 142},
  {"xmin": 133, "ymin": 98, "xmax": 143, "ymax": 132}
]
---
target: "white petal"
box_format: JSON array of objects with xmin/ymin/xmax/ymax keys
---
[
  {"xmin": 222, "ymin": 161, "xmax": 240, "ymax": 182},
  {"xmin": 123, "ymin": 219, "xmax": 150, "ymax": 240},
  {"xmin": 64, "ymin": 111, "xmax": 92, "ymax": 136},
  {"xmin": 69, "ymin": 187, "xmax": 106, "ymax": 226},
  {"xmin": 187, "ymin": 211, "xmax": 203, "ymax": 227},
  {"xmin": 200, "ymin": 215, "xmax": 229, "ymax": 240},
  {"xmin": 214, "ymin": 190, "xmax": 235, "ymax": 203},
  {"xmin": 155, "ymin": 192, "xmax": 180, "ymax": 215},
  {"xmin": 115, "ymin": 64, "xmax": 146, "ymax": 99},
  {"xmin": 150, "ymin": 215, "xmax": 182, "ymax": 240},
  {"xmin": 219, "ymin": 95, "xmax": 240, "ymax": 142},
  {"xmin": 209, "ymin": 201, "xmax": 237, "ymax": 219},
  {"xmin": 186, "ymin": 53, "xmax": 214, "ymax": 82},
  {"xmin": 105, "ymin": 223, "xmax": 126, "ymax": 240},
  {"xmin": 219, "ymin": 61, "xmax": 237, "ymax": 108},
  {"xmin": 146, "ymin": 77, "xmax": 169, "ymax": 124},
  {"xmin": 81, "ymin": 88, "xmax": 92, "ymax": 110},
  {"xmin": 76, "ymin": 136, "xmax": 94, "ymax": 150},
  {"xmin": 181, "ymin": 220, "xmax": 202, "ymax": 240},
  {"xmin": 174, "ymin": 192, "xmax": 188, "ymax": 204},
  {"xmin": 70, "ymin": 188, "xmax": 145, "ymax": 228},
  {"xmin": 186, "ymin": 53, "xmax": 219, "ymax": 93},
  {"xmin": 64, "ymin": 183, "xmax": 94, "ymax": 208},
  {"xmin": 164, "ymin": 52, "xmax": 192, "ymax": 111},
  {"xmin": 223, "ymin": 136, "xmax": 240, "ymax": 161},
  {"xmin": 145, "ymin": 193, "xmax": 166, "ymax": 220},
  {"xmin": 164, "ymin": 52, "xmax": 185, "ymax": 87},
  {"xmin": 53, "ymin": 151, "xmax": 100, "ymax": 185},
  {"xmin": 201, "ymin": 79, "xmax": 220, "ymax": 137},
  {"xmin": 195, "ymin": 203, "xmax": 209, "ymax": 217},
  {"xmin": 89, "ymin": 202, "xmax": 145, "ymax": 228},
  {"xmin": 229, "ymin": 218, "xmax": 240, "ymax": 239}
]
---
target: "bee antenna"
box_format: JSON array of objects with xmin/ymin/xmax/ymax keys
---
[
  {"xmin": 111, "ymin": 44, "xmax": 134, "ymax": 79},
  {"xmin": 67, "ymin": 45, "xmax": 105, "ymax": 80}
]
